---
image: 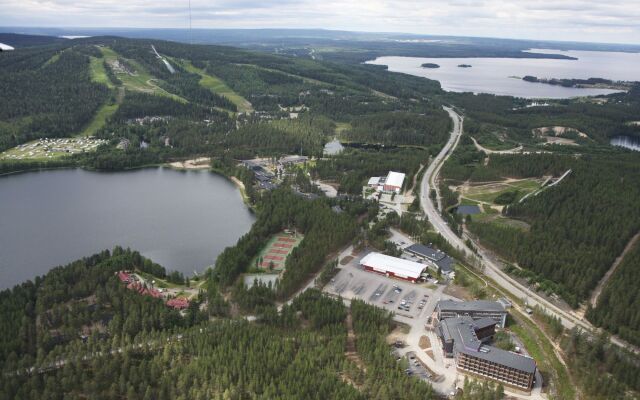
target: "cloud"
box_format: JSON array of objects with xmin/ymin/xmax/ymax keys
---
[{"xmin": 1, "ymin": 0, "xmax": 639, "ymax": 44}]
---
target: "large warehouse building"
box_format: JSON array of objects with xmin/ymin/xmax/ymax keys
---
[
  {"xmin": 359, "ymin": 252, "xmax": 427, "ymax": 282},
  {"xmin": 437, "ymin": 316, "xmax": 537, "ymax": 391},
  {"xmin": 367, "ymin": 171, "xmax": 406, "ymax": 193}
]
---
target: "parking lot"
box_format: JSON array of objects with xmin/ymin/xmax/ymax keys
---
[{"xmin": 324, "ymin": 251, "xmax": 454, "ymax": 321}]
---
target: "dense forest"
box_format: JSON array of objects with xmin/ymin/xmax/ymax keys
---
[
  {"xmin": 0, "ymin": 47, "xmax": 108, "ymax": 151},
  {"xmin": 0, "ymin": 253, "xmax": 438, "ymax": 400},
  {"xmin": 462, "ymin": 153, "xmax": 640, "ymax": 307},
  {"xmin": 587, "ymin": 239, "xmax": 640, "ymax": 346},
  {"xmin": 208, "ymin": 188, "xmax": 360, "ymax": 300}
]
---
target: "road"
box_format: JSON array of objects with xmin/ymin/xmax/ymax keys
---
[{"xmin": 420, "ymin": 106, "xmax": 594, "ymax": 334}]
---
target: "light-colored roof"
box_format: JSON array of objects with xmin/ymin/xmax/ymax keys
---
[
  {"xmin": 386, "ymin": 171, "xmax": 405, "ymax": 188},
  {"xmin": 0, "ymin": 43, "xmax": 15, "ymax": 51},
  {"xmin": 360, "ymin": 252, "xmax": 427, "ymax": 279},
  {"xmin": 368, "ymin": 176, "xmax": 381, "ymax": 185}
]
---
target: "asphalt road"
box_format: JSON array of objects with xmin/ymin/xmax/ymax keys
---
[{"xmin": 420, "ymin": 106, "xmax": 594, "ymax": 335}]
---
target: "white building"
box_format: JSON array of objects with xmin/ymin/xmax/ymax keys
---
[
  {"xmin": 360, "ymin": 252, "xmax": 427, "ymax": 282},
  {"xmin": 367, "ymin": 171, "xmax": 406, "ymax": 193}
]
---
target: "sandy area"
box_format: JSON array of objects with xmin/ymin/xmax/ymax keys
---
[
  {"xmin": 419, "ymin": 335, "xmax": 431, "ymax": 350},
  {"xmin": 532, "ymin": 126, "xmax": 588, "ymax": 138},
  {"xmin": 169, "ymin": 157, "xmax": 211, "ymax": 169}
]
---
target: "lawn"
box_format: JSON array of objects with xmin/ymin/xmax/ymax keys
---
[{"xmin": 179, "ymin": 60, "xmax": 253, "ymax": 113}]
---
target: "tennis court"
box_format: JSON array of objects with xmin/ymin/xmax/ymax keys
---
[{"xmin": 249, "ymin": 231, "xmax": 304, "ymax": 271}]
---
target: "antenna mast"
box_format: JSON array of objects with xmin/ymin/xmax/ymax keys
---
[{"xmin": 188, "ymin": 0, "xmax": 193, "ymax": 45}]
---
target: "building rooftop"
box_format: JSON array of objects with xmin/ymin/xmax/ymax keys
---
[
  {"xmin": 360, "ymin": 252, "xmax": 427, "ymax": 279},
  {"xmin": 437, "ymin": 299, "xmax": 506, "ymax": 314},
  {"xmin": 406, "ymin": 243, "xmax": 446, "ymax": 261},
  {"xmin": 368, "ymin": 176, "xmax": 381, "ymax": 185},
  {"xmin": 386, "ymin": 171, "xmax": 405, "ymax": 188},
  {"xmin": 440, "ymin": 317, "xmax": 536, "ymax": 374},
  {"xmin": 405, "ymin": 244, "xmax": 455, "ymax": 274}
]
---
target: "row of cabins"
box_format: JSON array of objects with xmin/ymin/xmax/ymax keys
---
[
  {"xmin": 434, "ymin": 300, "xmax": 536, "ymax": 392},
  {"xmin": 117, "ymin": 271, "xmax": 189, "ymax": 310}
]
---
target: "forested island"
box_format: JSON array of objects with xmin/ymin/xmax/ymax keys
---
[
  {"xmin": 521, "ymin": 75, "xmax": 633, "ymax": 90},
  {"xmin": 421, "ymin": 63, "xmax": 440, "ymax": 68},
  {"xmin": 458, "ymin": 64, "xmax": 472, "ymax": 68}
]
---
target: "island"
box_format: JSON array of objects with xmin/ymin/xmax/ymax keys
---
[
  {"xmin": 421, "ymin": 63, "xmax": 440, "ymax": 68},
  {"xmin": 521, "ymin": 75, "xmax": 632, "ymax": 90},
  {"xmin": 458, "ymin": 64, "xmax": 472, "ymax": 68}
]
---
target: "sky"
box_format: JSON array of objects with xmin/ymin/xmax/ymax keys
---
[{"xmin": 1, "ymin": 0, "xmax": 639, "ymax": 44}]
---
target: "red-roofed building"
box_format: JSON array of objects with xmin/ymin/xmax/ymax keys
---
[
  {"xmin": 166, "ymin": 297, "xmax": 190, "ymax": 310},
  {"xmin": 117, "ymin": 271, "xmax": 131, "ymax": 283}
]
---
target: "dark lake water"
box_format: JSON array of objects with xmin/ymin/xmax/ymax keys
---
[
  {"xmin": 0, "ymin": 168, "xmax": 255, "ymax": 290},
  {"xmin": 367, "ymin": 49, "xmax": 640, "ymax": 99},
  {"xmin": 611, "ymin": 135, "xmax": 640, "ymax": 151}
]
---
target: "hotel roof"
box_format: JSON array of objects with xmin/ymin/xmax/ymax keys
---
[
  {"xmin": 437, "ymin": 299, "xmax": 506, "ymax": 314},
  {"xmin": 440, "ymin": 317, "xmax": 536, "ymax": 374}
]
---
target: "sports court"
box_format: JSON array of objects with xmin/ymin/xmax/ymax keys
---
[{"xmin": 250, "ymin": 231, "xmax": 304, "ymax": 271}]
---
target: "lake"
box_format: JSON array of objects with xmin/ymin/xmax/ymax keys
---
[
  {"xmin": 366, "ymin": 49, "xmax": 640, "ymax": 98},
  {"xmin": 0, "ymin": 168, "xmax": 255, "ymax": 290}
]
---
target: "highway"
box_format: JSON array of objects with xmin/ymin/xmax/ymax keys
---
[{"xmin": 420, "ymin": 106, "xmax": 593, "ymax": 334}]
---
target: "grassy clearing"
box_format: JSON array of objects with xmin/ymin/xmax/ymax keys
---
[
  {"xmin": 465, "ymin": 179, "xmax": 541, "ymax": 204},
  {"xmin": 512, "ymin": 319, "xmax": 574, "ymax": 400},
  {"xmin": 80, "ymin": 102, "xmax": 119, "ymax": 137},
  {"xmin": 98, "ymin": 47, "xmax": 184, "ymax": 102},
  {"xmin": 335, "ymin": 122, "xmax": 352, "ymax": 135},
  {"xmin": 89, "ymin": 56, "xmax": 115, "ymax": 89},
  {"xmin": 43, "ymin": 53, "xmax": 61, "ymax": 67},
  {"xmin": 180, "ymin": 60, "xmax": 253, "ymax": 112}
]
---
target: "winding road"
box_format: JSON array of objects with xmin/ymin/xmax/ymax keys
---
[{"xmin": 420, "ymin": 107, "xmax": 593, "ymax": 334}]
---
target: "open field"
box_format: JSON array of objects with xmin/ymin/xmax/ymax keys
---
[
  {"xmin": 179, "ymin": 60, "xmax": 253, "ymax": 113},
  {"xmin": 0, "ymin": 137, "xmax": 107, "ymax": 161},
  {"xmin": 463, "ymin": 178, "xmax": 542, "ymax": 204},
  {"xmin": 249, "ymin": 231, "xmax": 304, "ymax": 272},
  {"xmin": 89, "ymin": 56, "xmax": 115, "ymax": 89},
  {"xmin": 98, "ymin": 46, "xmax": 184, "ymax": 101},
  {"xmin": 80, "ymin": 102, "xmax": 119, "ymax": 137}
]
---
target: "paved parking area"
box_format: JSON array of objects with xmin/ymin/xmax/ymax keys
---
[
  {"xmin": 325, "ymin": 248, "xmax": 460, "ymax": 318},
  {"xmin": 326, "ymin": 256, "xmax": 442, "ymax": 320}
]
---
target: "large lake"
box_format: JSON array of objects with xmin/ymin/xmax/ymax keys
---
[
  {"xmin": 0, "ymin": 168, "xmax": 255, "ymax": 290},
  {"xmin": 366, "ymin": 49, "xmax": 640, "ymax": 98}
]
